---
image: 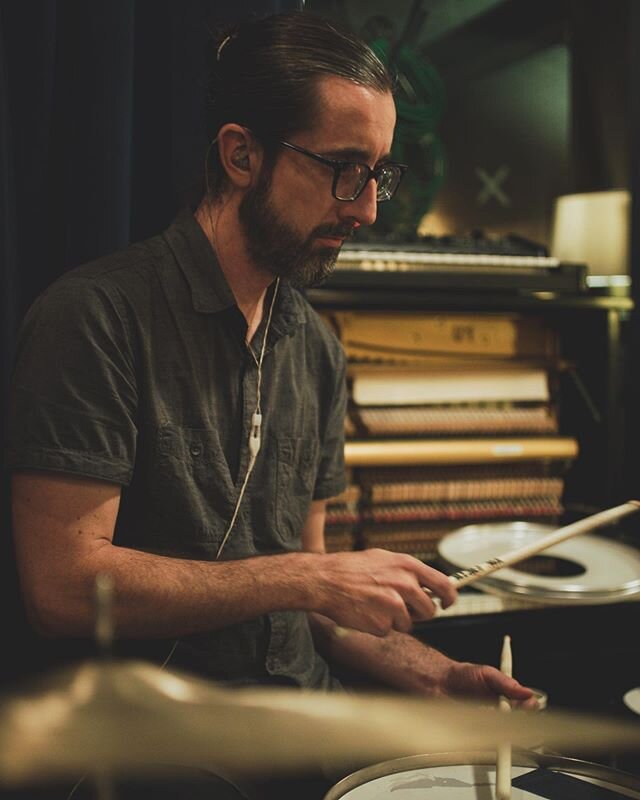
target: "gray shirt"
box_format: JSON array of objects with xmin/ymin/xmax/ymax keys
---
[{"xmin": 8, "ymin": 210, "xmax": 347, "ymax": 688}]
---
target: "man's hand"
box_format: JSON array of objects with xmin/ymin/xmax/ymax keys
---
[
  {"xmin": 311, "ymin": 549, "xmax": 457, "ymax": 636},
  {"xmin": 443, "ymin": 661, "xmax": 538, "ymax": 709},
  {"xmin": 309, "ymin": 613, "xmax": 538, "ymax": 708}
]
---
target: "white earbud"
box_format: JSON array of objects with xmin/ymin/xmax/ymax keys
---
[{"xmin": 249, "ymin": 411, "xmax": 262, "ymax": 458}]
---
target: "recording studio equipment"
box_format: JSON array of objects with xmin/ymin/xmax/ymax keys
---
[{"xmin": 328, "ymin": 236, "xmax": 587, "ymax": 293}]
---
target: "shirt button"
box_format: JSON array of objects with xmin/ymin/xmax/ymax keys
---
[{"xmin": 190, "ymin": 443, "xmax": 202, "ymax": 457}]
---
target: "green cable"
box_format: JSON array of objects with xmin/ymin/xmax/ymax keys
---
[{"xmin": 369, "ymin": 38, "xmax": 447, "ymax": 235}]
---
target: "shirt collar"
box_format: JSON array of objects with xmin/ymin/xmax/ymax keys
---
[
  {"xmin": 163, "ymin": 209, "xmax": 235, "ymax": 313},
  {"xmin": 163, "ymin": 209, "xmax": 305, "ymax": 334}
]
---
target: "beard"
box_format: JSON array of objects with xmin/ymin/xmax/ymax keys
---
[{"xmin": 238, "ymin": 169, "xmax": 354, "ymax": 289}]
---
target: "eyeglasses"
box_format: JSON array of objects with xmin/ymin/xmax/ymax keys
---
[{"xmin": 276, "ymin": 140, "xmax": 407, "ymax": 202}]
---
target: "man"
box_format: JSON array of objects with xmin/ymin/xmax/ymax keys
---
[{"xmin": 8, "ymin": 12, "xmax": 533, "ymax": 704}]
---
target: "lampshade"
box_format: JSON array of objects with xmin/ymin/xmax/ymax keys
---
[{"xmin": 550, "ymin": 190, "xmax": 630, "ymax": 275}]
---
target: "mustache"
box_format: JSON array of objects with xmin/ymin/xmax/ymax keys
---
[{"xmin": 312, "ymin": 224, "xmax": 358, "ymax": 240}]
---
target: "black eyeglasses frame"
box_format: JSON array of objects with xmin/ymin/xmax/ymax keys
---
[{"xmin": 276, "ymin": 139, "xmax": 408, "ymax": 202}]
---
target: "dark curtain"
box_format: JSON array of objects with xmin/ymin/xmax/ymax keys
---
[
  {"xmin": 569, "ymin": 0, "xmax": 630, "ymax": 191},
  {"xmin": 0, "ymin": 0, "xmax": 302, "ymax": 686}
]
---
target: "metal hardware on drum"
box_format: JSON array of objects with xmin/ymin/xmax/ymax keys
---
[
  {"xmin": 624, "ymin": 688, "xmax": 640, "ymax": 716},
  {"xmin": 323, "ymin": 751, "xmax": 640, "ymax": 800},
  {"xmin": 531, "ymin": 688, "xmax": 548, "ymax": 712}
]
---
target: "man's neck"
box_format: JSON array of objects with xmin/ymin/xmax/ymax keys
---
[{"xmin": 194, "ymin": 197, "xmax": 275, "ymax": 342}]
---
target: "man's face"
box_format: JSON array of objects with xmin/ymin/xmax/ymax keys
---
[
  {"xmin": 239, "ymin": 76, "xmax": 396, "ymax": 288},
  {"xmin": 238, "ymin": 158, "xmax": 351, "ymax": 289}
]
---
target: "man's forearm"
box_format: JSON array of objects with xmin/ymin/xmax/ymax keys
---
[
  {"xmin": 13, "ymin": 473, "xmax": 457, "ymax": 641},
  {"xmin": 26, "ymin": 542, "xmax": 448, "ymax": 641},
  {"xmin": 309, "ymin": 612, "xmax": 453, "ymax": 694},
  {"xmin": 309, "ymin": 613, "xmax": 537, "ymax": 704},
  {"xmin": 28, "ymin": 544, "xmax": 317, "ymax": 639}
]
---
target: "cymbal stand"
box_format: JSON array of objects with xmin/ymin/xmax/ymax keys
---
[{"xmin": 93, "ymin": 573, "xmax": 115, "ymax": 800}]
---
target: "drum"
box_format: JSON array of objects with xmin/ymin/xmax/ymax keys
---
[
  {"xmin": 437, "ymin": 521, "xmax": 640, "ymax": 604},
  {"xmin": 324, "ymin": 751, "xmax": 640, "ymax": 800}
]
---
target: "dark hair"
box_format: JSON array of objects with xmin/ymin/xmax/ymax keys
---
[{"xmin": 204, "ymin": 11, "xmax": 393, "ymax": 197}]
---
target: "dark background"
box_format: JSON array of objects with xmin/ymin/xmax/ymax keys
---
[{"xmin": 0, "ymin": 0, "xmax": 302, "ymax": 687}]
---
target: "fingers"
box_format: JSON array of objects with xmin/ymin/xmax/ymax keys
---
[
  {"xmin": 488, "ymin": 670, "xmax": 530, "ymax": 697},
  {"xmin": 402, "ymin": 581, "xmax": 439, "ymax": 621},
  {"xmin": 368, "ymin": 552, "xmax": 454, "ymax": 621},
  {"xmin": 350, "ymin": 592, "xmax": 414, "ymax": 637},
  {"xmin": 398, "ymin": 554, "xmax": 458, "ymax": 609},
  {"xmin": 498, "ymin": 679, "xmax": 539, "ymax": 710},
  {"xmin": 481, "ymin": 667, "xmax": 538, "ymax": 708},
  {"xmin": 314, "ymin": 549, "xmax": 457, "ymax": 636},
  {"xmin": 513, "ymin": 693, "xmax": 541, "ymax": 711},
  {"xmin": 389, "ymin": 597, "xmax": 414, "ymax": 634},
  {"xmin": 369, "ymin": 586, "xmax": 426, "ymax": 635},
  {"xmin": 447, "ymin": 663, "xmax": 539, "ymax": 708}
]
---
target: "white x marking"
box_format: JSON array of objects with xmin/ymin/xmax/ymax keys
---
[{"xmin": 476, "ymin": 165, "xmax": 511, "ymax": 207}]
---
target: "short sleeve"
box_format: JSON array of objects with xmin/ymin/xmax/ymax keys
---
[
  {"xmin": 312, "ymin": 345, "xmax": 347, "ymax": 501},
  {"xmin": 6, "ymin": 275, "xmax": 138, "ymax": 485}
]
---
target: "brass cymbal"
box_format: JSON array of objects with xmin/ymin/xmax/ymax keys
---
[{"xmin": 0, "ymin": 659, "xmax": 638, "ymax": 784}]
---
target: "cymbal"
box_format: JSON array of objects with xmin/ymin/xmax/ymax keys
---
[{"xmin": 0, "ymin": 659, "xmax": 638, "ymax": 784}]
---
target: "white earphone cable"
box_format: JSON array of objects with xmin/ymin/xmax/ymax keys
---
[
  {"xmin": 214, "ymin": 277, "xmax": 280, "ymax": 561},
  {"xmin": 162, "ymin": 147, "xmax": 279, "ymax": 669}
]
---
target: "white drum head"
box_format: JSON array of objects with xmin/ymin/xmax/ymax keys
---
[
  {"xmin": 437, "ymin": 522, "xmax": 640, "ymax": 603},
  {"xmin": 333, "ymin": 763, "xmax": 534, "ymax": 800},
  {"xmin": 325, "ymin": 752, "xmax": 640, "ymax": 800}
]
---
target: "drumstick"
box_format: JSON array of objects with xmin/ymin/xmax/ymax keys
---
[
  {"xmin": 496, "ymin": 634, "xmax": 512, "ymax": 800},
  {"xmin": 445, "ymin": 500, "xmax": 640, "ymax": 590}
]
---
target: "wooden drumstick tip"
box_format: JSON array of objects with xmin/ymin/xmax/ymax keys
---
[
  {"xmin": 496, "ymin": 634, "xmax": 512, "ymax": 800},
  {"xmin": 500, "ymin": 634, "xmax": 512, "ymax": 679}
]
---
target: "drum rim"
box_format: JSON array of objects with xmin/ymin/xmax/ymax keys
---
[{"xmin": 323, "ymin": 749, "xmax": 640, "ymax": 800}]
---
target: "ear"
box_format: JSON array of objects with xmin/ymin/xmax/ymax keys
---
[{"xmin": 216, "ymin": 124, "xmax": 261, "ymax": 190}]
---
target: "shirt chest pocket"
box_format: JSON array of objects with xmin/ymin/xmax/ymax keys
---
[
  {"xmin": 150, "ymin": 424, "xmax": 235, "ymax": 548},
  {"xmin": 271, "ymin": 435, "xmax": 319, "ymax": 545}
]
